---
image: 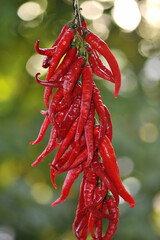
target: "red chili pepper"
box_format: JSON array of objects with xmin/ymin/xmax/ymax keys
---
[
  {"xmin": 75, "ymin": 64, "xmax": 93, "ymax": 143},
  {"xmin": 84, "ymin": 30, "xmax": 121, "ymax": 98},
  {"xmin": 50, "ymin": 146, "xmax": 73, "ymax": 189},
  {"xmin": 30, "ymin": 115, "xmax": 50, "ymax": 145},
  {"xmin": 69, "ymin": 147, "xmax": 87, "ymax": 170},
  {"xmin": 91, "ymin": 150, "xmax": 119, "ymax": 205},
  {"xmin": 103, "ymin": 104, "xmax": 113, "ymax": 142},
  {"xmin": 84, "ymin": 101, "xmax": 95, "ymax": 167},
  {"xmin": 85, "ymin": 181, "xmax": 107, "ymax": 210},
  {"xmin": 49, "ymin": 88, "xmax": 64, "ymax": 128},
  {"xmin": 44, "ymin": 29, "xmax": 75, "ymax": 108},
  {"xmin": 92, "ymin": 47, "xmax": 114, "ymax": 79},
  {"xmin": 98, "ymin": 134, "xmax": 135, "ymax": 208},
  {"xmin": 84, "ymin": 170, "xmax": 98, "ymax": 207},
  {"xmin": 63, "ymin": 55, "xmax": 85, "ymax": 106},
  {"xmin": 88, "ymin": 213, "xmax": 96, "ymax": 239},
  {"xmin": 51, "ymin": 165, "xmax": 82, "ymax": 207},
  {"xmin": 73, "ymin": 174, "xmax": 86, "ymax": 238},
  {"xmin": 34, "ymin": 40, "xmax": 56, "ymax": 56},
  {"xmin": 87, "ymin": 45, "xmax": 114, "ymax": 83},
  {"xmin": 55, "ymin": 83, "xmax": 82, "ymax": 114},
  {"xmin": 35, "ymin": 73, "xmax": 63, "ymax": 88},
  {"xmin": 44, "ymin": 46, "xmax": 77, "ymax": 108},
  {"xmin": 92, "ymin": 82, "xmax": 107, "ymax": 147},
  {"xmin": 102, "ymin": 197, "xmax": 119, "ymax": 240},
  {"xmin": 53, "ymin": 137, "xmax": 85, "ymax": 174},
  {"xmin": 57, "ymin": 95, "xmax": 81, "ymax": 142},
  {"xmin": 52, "ymin": 117, "xmax": 79, "ymax": 166},
  {"xmin": 74, "ymin": 212, "xmax": 90, "ymax": 240},
  {"xmin": 31, "ymin": 109, "xmax": 67, "ymax": 167}
]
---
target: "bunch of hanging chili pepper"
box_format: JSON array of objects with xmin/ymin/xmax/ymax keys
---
[{"xmin": 30, "ymin": 5, "xmax": 135, "ymax": 239}]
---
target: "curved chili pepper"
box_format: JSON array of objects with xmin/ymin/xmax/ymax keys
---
[
  {"xmin": 52, "ymin": 117, "xmax": 79, "ymax": 166},
  {"xmin": 51, "ymin": 165, "xmax": 82, "ymax": 207},
  {"xmin": 53, "ymin": 136, "xmax": 85, "ymax": 174},
  {"xmin": 44, "ymin": 29, "xmax": 75, "ymax": 108},
  {"xmin": 57, "ymin": 95, "xmax": 81, "ymax": 142},
  {"xmin": 102, "ymin": 197, "xmax": 119, "ymax": 240},
  {"xmin": 42, "ymin": 21, "xmax": 73, "ymax": 68},
  {"xmin": 69, "ymin": 147, "xmax": 87, "ymax": 170},
  {"xmin": 91, "ymin": 150, "xmax": 119, "ymax": 205},
  {"xmin": 55, "ymin": 83, "xmax": 82, "ymax": 114},
  {"xmin": 88, "ymin": 213, "xmax": 96, "ymax": 239},
  {"xmin": 84, "ymin": 30, "xmax": 121, "ymax": 98},
  {"xmin": 84, "ymin": 170, "xmax": 98, "ymax": 207},
  {"xmin": 73, "ymin": 174, "xmax": 86, "ymax": 238},
  {"xmin": 75, "ymin": 64, "xmax": 93, "ymax": 143},
  {"xmin": 49, "ymin": 88, "xmax": 64, "ymax": 128},
  {"xmin": 84, "ymin": 101, "xmax": 95, "ymax": 168},
  {"xmin": 103, "ymin": 104, "xmax": 113, "ymax": 142},
  {"xmin": 98, "ymin": 134, "xmax": 135, "ymax": 208},
  {"xmin": 35, "ymin": 73, "xmax": 63, "ymax": 88},
  {"xmin": 87, "ymin": 45, "xmax": 114, "ymax": 83},
  {"xmin": 63, "ymin": 55, "xmax": 85, "ymax": 106},
  {"xmin": 30, "ymin": 115, "xmax": 50, "ymax": 145},
  {"xmin": 35, "ymin": 40, "xmax": 56, "ymax": 56},
  {"xmin": 74, "ymin": 212, "xmax": 90, "ymax": 240},
  {"xmin": 31, "ymin": 109, "xmax": 67, "ymax": 167},
  {"xmin": 92, "ymin": 82, "xmax": 107, "ymax": 147},
  {"xmin": 92, "ymin": 47, "xmax": 114, "ymax": 79},
  {"xmin": 44, "ymin": 46, "xmax": 77, "ymax": 108},
  {"xmin": 50, "ymin": 146, "xmax": 74, "ymax": 189},
  {"xmin": 86, "ymin": 181, "xmax": 107, "ymax": 210}
]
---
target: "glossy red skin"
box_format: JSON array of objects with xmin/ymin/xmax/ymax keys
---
[
  {"xmin": 51, "ymin": 165, "xmax": 82, "ymax": 207},
  {"xmin": 85, "ymin": 31, "xmax": 121, "ymax": 98},
  {"xmin": 34, "ymin": 40, "xmax": 56, "ymax": 56},
  {"xmin": 49, "ymin": 88, "xmax": 63, "ymax": 128},
  {"xmin": 84, "ymin": 101, "xmax": 95, "ymax": 167},
  {"xmin": 102, "ymin": 197, "xmax": 119, "ymax": 240},
  {"xmin": 30, "ymin": 115, "xmax": 50, "ymax": 145},
  {"xmin": 91, "ymin": 150, "xmax": 119, "ymax": 205},
  {"xmin": 87, "ymin": 45, "xmax": 114, "ymax": 83},
  {"xmin": 31, "ymin": 110, "xmax": 67, "ymax": 167},
  {"xmin": 84, "ymin": 171, "xmax": 98, "ymax": 207},
  {"xmin": 92, "ymin": 47, "xmax": 114, "ymax": 79},
  {"xmin": 75, "ymin": 64, "xmax": 93, "ymax": 143},
  {"xmin": 57, "ymin": 95, "xmax": 81, "ymax": 142},
  {"xmin": 92, "ymin": 82, "xmax": 107, "ymax": 147},
  {"xmin": 44, "ymin": 47, "xmax": 77, "ymax": 108},
  {"xmin": 52, "ymin": 117, "xmax": 79, "ymax": 166},
  {"xmin": 103, "ymin": 104, "xmax": 113, "ymax": 142},
  {"xmin": 98, "ymin": 134, "xmax": 135, "ymax": 208},
  {"xmin": 44, "ymin": 29, "xmax": 75, "ymax": 108},
  {"xmin": 63, "ymin": 55, "xmax": 85, "ymax": 106},
  {"xmin": 42, "ymin": 23, "xmax": 69, "ymax": 68},
  {"xmin": 35, "ymin": 73, "xmax": 63, "ymax": 88}
]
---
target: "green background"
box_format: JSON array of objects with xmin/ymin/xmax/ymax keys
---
[{"xmin": 0, "ymin": 0, "xmax": 160, "ymax": 239}]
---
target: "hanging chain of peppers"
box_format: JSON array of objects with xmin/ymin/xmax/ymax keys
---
[{"xmin": 31, "ymin": 0, "xmax": 135, "ymax": 239}]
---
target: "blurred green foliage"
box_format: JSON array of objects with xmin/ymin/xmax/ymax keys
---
[{"xmin": 0, "ymin": 0, "xmax": 160, "ymax": 240}]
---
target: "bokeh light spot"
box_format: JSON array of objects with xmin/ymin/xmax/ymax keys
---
[
  {"xmin": 0, "ymin": 226, "xmax": 15, "ymax": 240},
  {"xmin": 123, "ymin": 177, "xmax": 141, "ymax": 197},
  {"xmin": 81, "ymin": 1, "xmax": 104, "ymax": 20},
  {"xmin": 26, "ymin": 54, "xmax": 47, "ymax": 77},
  {"xmin": 31, "ymin": 182, "xmax": 53, "ymax": 204},
  {"xmin": 139, "ymin": 123, "xmax": 158, "ymax": 143},
  {"xmin": 112, "ymin": 0, "xmax": 141, "ymax": 32},
  {"xmin": 117, "ymin": 156, "xmax": 134, "ymax": 177},
  {"xmin": 17, "ymin": 2, "xmax": 43, "ymax": 21}
]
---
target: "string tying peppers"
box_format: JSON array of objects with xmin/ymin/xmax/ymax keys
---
[{"xmin": 30, "ymin": 2, "xmax": 135, "ymax": 239}]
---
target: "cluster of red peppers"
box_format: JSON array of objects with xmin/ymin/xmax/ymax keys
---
[{"xmin": 31, "ymin": 14, "xmax": 135, "ymax": 240}]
